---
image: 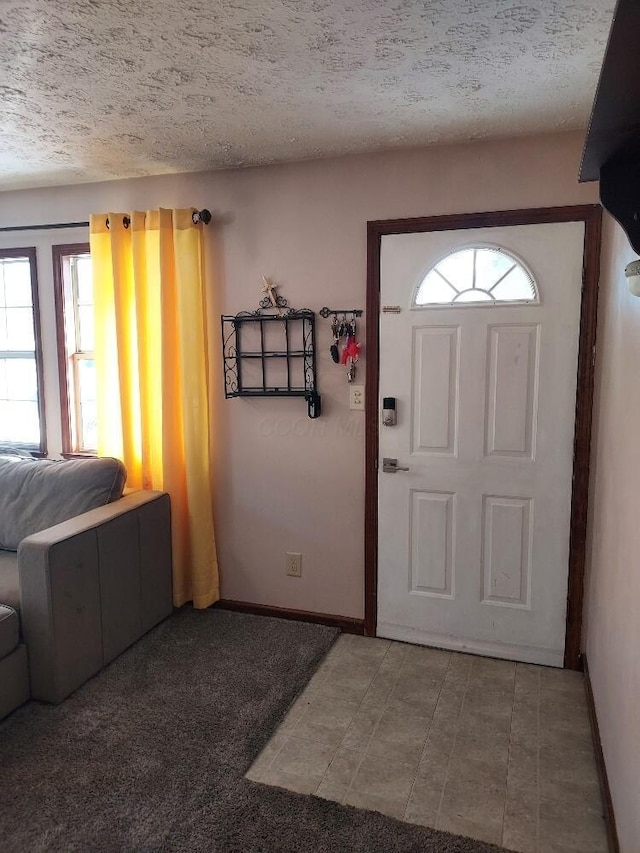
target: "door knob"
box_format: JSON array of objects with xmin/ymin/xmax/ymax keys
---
[{"xmin": 382, "ymin": 457, "xmax": 410, "ymax": 473}]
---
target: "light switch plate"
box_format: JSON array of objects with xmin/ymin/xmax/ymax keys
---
[{"xmin": 349, "ymin": 385, "xmax": 365, "ymax": 411}]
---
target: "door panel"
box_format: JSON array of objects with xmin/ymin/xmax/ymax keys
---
[
  {"xmin": 485, "ymin": 324, "xmax": 539, "ymax": 458},
  {"xmin": 410, "ymin": 490, "xmax": 455, "ymax": 597},
  {"xmin": 481, "ymin": 495, "xmax": 532, "ymax": 607},
  {"xmin": 377, "ymin": 222, "xmax": 585, "ymax": 666},
  {"xmin": 411, "ymin": 327, "xmax": 459, "ymax": 455}
]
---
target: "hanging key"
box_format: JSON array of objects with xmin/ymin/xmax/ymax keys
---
[{"xmin": 330, "ymin": 317, "xmax": 340, "ymax": 363}]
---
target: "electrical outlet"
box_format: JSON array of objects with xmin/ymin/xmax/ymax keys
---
[
  {"xmin": 286, "ymin": 552, "xmax": 302, "ymax": 577},
  {"xmin": 349, "ymin": 385, "xmax": 365, "ymax": 411}
]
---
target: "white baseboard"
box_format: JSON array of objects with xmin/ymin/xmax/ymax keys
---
[{"xmin": 377, "ymin": 622, "xmax": 564, "ymax": 667}]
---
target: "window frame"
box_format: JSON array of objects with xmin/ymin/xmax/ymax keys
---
[
  {"xmin": 52, "ymin": 242, "xmax": 96, "ymax": 458},
  {"xmin": 0, "ymin": 246, "xmax": 47, "ymax": 457},
  {"xmin": 413, "ymin": 243, "xmax": 540, "ymax": 309}
]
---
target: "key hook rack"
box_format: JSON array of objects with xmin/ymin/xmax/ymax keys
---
[
  {"xmin": 319, "ymin": 307, "xmax": 363, "ymax": 318},
  {"xmin": 321, "ymin": 307, "xmax": 363, "ymax": 383}
]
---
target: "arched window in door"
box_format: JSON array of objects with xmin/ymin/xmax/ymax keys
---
[{"xmin": 415, "ymin": 246, "xmax": 539, "ymax": 306}]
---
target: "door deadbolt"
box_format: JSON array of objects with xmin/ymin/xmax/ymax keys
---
[{"xmin": 382, "ymin": 397, "xmax": 397, "ymax": 426}]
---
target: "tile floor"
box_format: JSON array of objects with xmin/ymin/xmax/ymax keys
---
[{"xmin": 246, "ymin": 634, "xmax": 609, "ymax": 853}]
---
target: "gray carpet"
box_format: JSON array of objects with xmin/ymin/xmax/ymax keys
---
[{"xmin": 0, "ymin": 608, "xmax": 505, "ymax": 852}]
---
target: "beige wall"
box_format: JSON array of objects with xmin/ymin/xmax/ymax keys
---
[
  {"xmin": 0, "ymin": 131, "xmax": 598, "ymax": 619},
  {"xmin": 584, "ymin": 213, "xmax": 640, "ymax": 851}
]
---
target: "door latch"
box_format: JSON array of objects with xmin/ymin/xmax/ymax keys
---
[{"xmin": 382, "ymin": 457, "xmax": 410, "ymax": 473}]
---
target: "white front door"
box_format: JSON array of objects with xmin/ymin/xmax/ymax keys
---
[{"xmin": 377, "ymin": 222, "xmax": 585, "ymax": 667}]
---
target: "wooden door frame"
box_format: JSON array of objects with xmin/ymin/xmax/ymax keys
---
[{"xmin": 365, "ymin": 205, "xmax": 603, "ymax": 670}]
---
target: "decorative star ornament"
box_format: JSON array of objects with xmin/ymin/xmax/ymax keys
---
[{"xmin": 262, "ymin": 276, "xmax": 282, "ymax": 314}]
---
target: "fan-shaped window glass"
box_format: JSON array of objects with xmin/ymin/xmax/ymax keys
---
[{"xmin": 415, "ymin": 247, "xmax": 538, "ymax": 307}]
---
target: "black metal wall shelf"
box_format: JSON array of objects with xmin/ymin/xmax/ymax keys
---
[{"xmin": 221, "ymin": 303, "xmax": 321, "ymax": 418}]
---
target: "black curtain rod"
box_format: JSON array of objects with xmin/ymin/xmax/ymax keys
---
[
  {"xmin": 0, "ymin": 220, "xmax": 89, "ymax": 233},
  {"xmin": 0, "ymin": 209, "xmax": 212, "ymax": 234}
]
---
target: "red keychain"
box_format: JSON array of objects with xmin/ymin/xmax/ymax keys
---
[
  {"xmin": 341, "ymin": 318, "xmax": 361, "ymax": 382},
  {"xmin": 341, "ymin": 334, "xmax": 361, "ymax": 364}
]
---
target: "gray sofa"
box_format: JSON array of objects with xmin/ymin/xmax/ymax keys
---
[{"xmin": 0, "ymin": 455, "xmax": 172, "ymax": 717}]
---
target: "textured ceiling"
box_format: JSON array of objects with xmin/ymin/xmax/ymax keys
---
[{"xmin": 0, "ymin": 0, "xmax": 615, "ymax": 190}]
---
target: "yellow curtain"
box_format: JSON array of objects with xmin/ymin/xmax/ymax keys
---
[{"xmin": 90, "ymin": 208, "xmax": 219, "ymax": 609}]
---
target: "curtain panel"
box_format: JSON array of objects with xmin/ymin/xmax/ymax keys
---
[{"xmin": 90, "ymin": 208, "xmax": 219, "ymax": 608}]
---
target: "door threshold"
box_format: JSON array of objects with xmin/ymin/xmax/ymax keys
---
[{"xmin": 377, "ymin": 621, "xmax": 565, "ymax": 667}]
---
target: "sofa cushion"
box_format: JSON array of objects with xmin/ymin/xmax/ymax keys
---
[
  {"xmin": 0, "ymin": 457, "xmax": 127, "ymax": 551},
  {"xmin": 0, "ymin": 550, "xmax": 20, "ymax": 612},
  {"xmin": 0, "ymin": 604, "xmax": 19, "ymax": 658}
]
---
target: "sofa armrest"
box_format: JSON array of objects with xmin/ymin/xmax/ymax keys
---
[{"xmin": 18, "ymin": 491, "xmax": 172, "ymax": 703}]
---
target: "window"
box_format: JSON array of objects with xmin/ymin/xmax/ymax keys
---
[
  {"xmin": 53, "ymin": 244, "xmax": 97, "ymax": 455},
  {"xmin": 0, "ymin": 248, "xmax": 46, "ymax": 454},
  {"xmin": 415, "ymin": 246, "xmax": 539, "ymax": 307}
]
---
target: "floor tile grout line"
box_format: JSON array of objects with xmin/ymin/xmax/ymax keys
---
[
  {"xmin": 254, "ymin": 635, "xmax": 351, "ymax": 780},
  {"xmin": 501, "ymin": 663, "xmax": 520, "ymax": 849},
  {"xmin": 535, "ymin": 666, "xmax": 541, "ymax": 853},
  {"xmin": 260, "ymin": 733, "xmax": 290, "ymax": 778},
  {"xmin": 318, "ymin": 638, "xmax": 394, "ymax": 802},
  {"xmin": 434, "ymin": 657, "xmax": 474, "ymax": 829},
  {"xmin": 252, "ymin": 700, "xmax": 317, "ymax": 778},
  {"xmin": 284, "ymin": 637, "xmax": 371, "ymax": 787},
  {"xmin": 402, "ymin": 652, "xmax": 454, "ymax": 823},
  {"xmin": 284, "ymin": 732, "xmax": 354, "ymax": 749},
  {"xmin": 339, "ymin": 641, "xmax": 411, "ymax": 807},
  {"xmin": 337, "ymin": 641, "xmax": 401, "ymax": 802},
  {"xmin": 284, "ymin": 634, "xmax": 350, "ymax": 740}
]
